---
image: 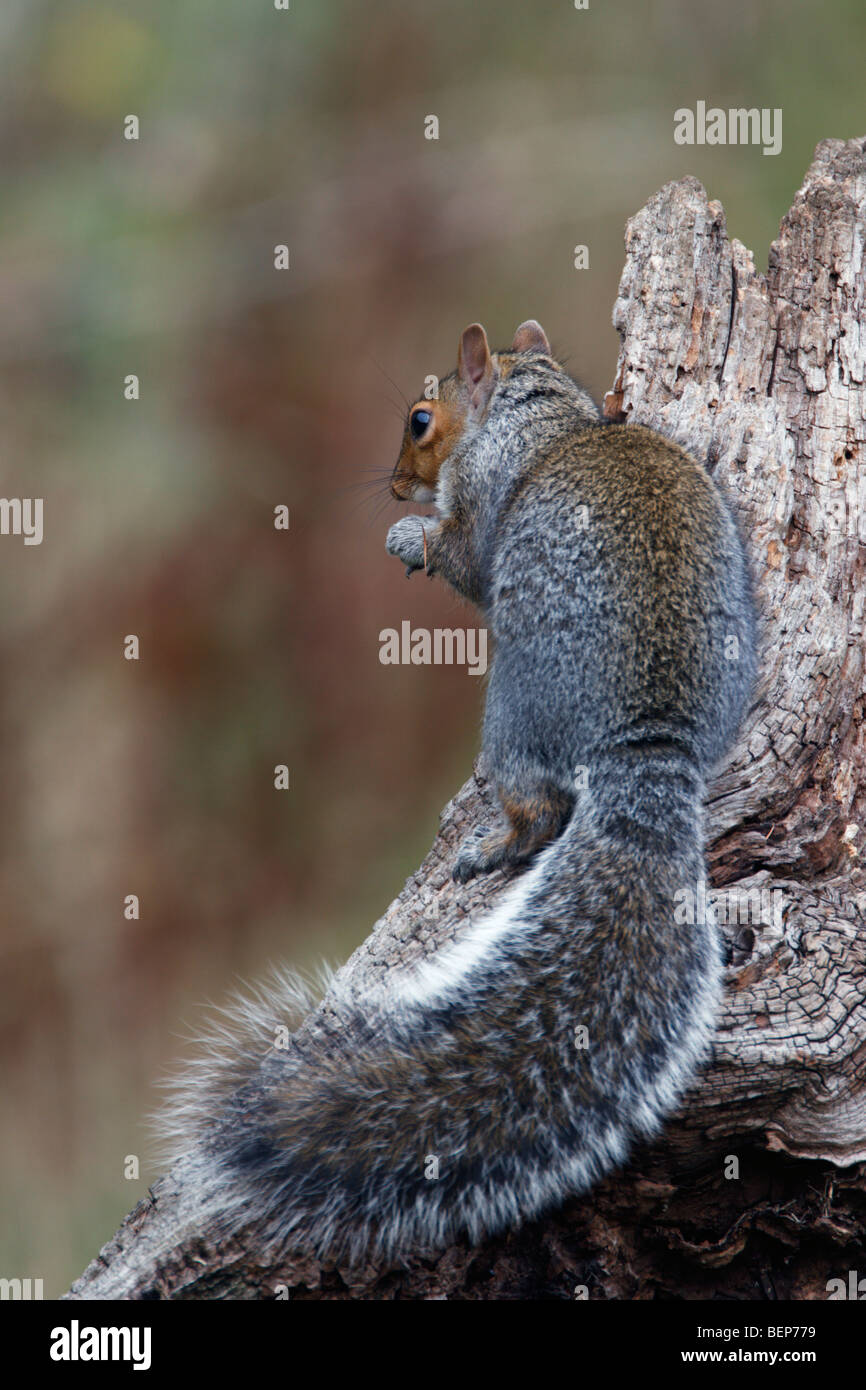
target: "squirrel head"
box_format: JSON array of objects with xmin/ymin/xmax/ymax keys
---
[{"xmin": 390, "ymin": 320, "xmax": 553, "ymax": 502}]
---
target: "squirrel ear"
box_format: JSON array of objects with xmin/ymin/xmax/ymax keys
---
[
  {"xmin": 458, "ymin": 323, "xmax": 496, "ymax": 413},
  {"xmin": 511, "ymin": 320, "xmax": 550, "ymax": 354}
]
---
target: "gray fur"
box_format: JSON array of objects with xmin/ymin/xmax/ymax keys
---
[{"xmin": 162, "ymin": 340, "xmax": 757, "ymax": 1266}]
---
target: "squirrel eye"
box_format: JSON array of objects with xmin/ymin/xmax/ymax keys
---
[{"xmin": 410, "ymin": 408, "xmax": 432, "ymax": 442}]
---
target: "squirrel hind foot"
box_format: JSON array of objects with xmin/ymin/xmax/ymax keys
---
[
  {"xmin": 452, "ymin": 825, "xmax": 495, "ymax": 882},
  {"xmin": 452, "ymin": 787, "xmax": 571, "ymax": 881}
]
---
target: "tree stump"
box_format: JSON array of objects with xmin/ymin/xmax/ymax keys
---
[{"xmin": 66, "ymin": 137, "xmax": 866, "ymax": 1301}]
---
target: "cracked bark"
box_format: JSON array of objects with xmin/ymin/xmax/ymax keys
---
[{"xmin": 67, "ymin": 137, "xmax": 866, "ymax": 1300}]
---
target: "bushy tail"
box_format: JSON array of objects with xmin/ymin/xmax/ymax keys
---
[{"xmin": 159, "ymin": 760, "xmax": 722, "ymax": 1264}]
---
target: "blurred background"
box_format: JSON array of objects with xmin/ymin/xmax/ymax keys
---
[{"xmin": 0, "ymin": 0, "xmax": 863, "ymax": 1295}]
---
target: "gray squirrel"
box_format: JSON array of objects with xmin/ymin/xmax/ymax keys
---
[{"xmin": 162, "ymin": 320, "xmax": 757, "ymax": 1266}]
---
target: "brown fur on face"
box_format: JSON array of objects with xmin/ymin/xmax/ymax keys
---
[
  {"xmin": 390, "ymin": 383, "xmax": 468, "ymax": 501},
  {"xmin": 390, "ymin": 320, "xmax": 560, "ymax": 501}
]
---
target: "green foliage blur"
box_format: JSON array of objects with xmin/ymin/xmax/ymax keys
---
[{"xmin": 0, "ymin": 0, "xmax": 862, "ymax": 1294}]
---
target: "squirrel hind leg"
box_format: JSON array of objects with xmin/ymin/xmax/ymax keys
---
[{"xmin": 452, "ymin": 784, "xmax": 572, "ymax": 883}]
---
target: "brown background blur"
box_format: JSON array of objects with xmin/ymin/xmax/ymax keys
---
[{"xmin": 1, "ymin": 0, "xmax": 862, "ymax": 1294}]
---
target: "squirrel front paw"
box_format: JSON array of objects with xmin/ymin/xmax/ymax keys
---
[{"xmin": 386, "ymin": 516, "xmax": 436, "ymax": 575}]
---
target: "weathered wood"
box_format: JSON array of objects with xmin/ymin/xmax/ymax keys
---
[{"xmin": 66, "ymin": 138, "xmax": 866, "ymax": 1300}]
